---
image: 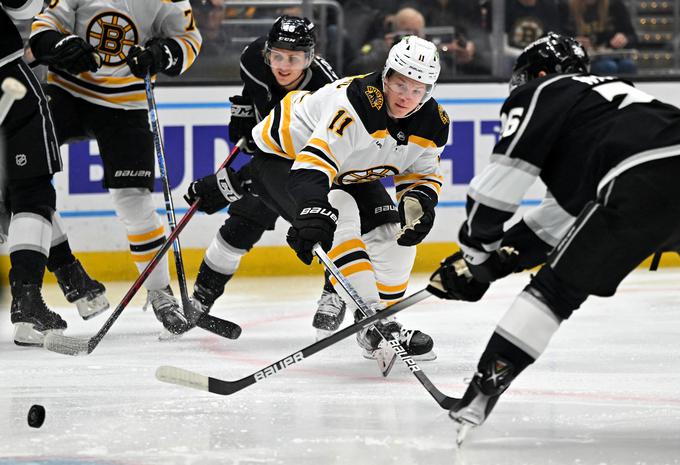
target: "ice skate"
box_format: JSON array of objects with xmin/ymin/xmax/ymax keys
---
[
  {"xmin": 449, "ymin": 357, "xmax": 516, "ymax": 445},
  {"xmin": 359, "ymin": 317, "xmax": 436, "ymax": 361},
  {"xmin": 313, "ymin": 289, "xmax": 346, "ymax": 340},
  {"xmin": 54, "ymin": 259, "xmax": 109, "ymax": 320},
  {"xmin": 11, "ymin": 283, "xmax": 67, "ymax": 347},
  {"xmin": 146, "ymin": 285, "xmax": 188, "ymax": 337}
]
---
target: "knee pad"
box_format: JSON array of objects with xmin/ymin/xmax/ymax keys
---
[
  {"xmin": 363, "ymin": 223, "xmax": 415, "ymax": 302},
  {"xmin": 7, "ymin": 176, "xmax": 56, "ymax": 220},
  {"xmin": 218, "ymin": 215, "xmax": 266, "ymax": 251},
  {"xmin": 328, "ymin": 189, "xmax": 361, "ymax": 244},
  {"xmin": 109, "ymin": 188, "xmax": 160, "ymax": 233},
  {"xmin": 529, "ymin": 266, "xmax": 588, "ymax": 320}
]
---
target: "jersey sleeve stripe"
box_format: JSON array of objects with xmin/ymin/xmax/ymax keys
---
[
  {"xmin": 307, "ymin": 137, "xmax": 338, "ymax": 164},
  {"xmin": 370, "ymin": 129, "xmax": 388, "ymax": 139},
  {"xmin": 300, "ymin": 145, "xmax": 339, "ymax": 173},
  {"xmin": 176, "ymin": 37, "xmax": 196, "ymax": 66},
  {"xmin": 294, "ymin": 154, "xmax": 338, "ymax": 180},
  {"xmin": 408, "ymin": 135, "xmax": 438, "ymax": 148},
  {"xmin": 259, "ymin": 113, "xmax": 290, "ymax": 158},
  {"xmin": 280, "ymin": 92, "xmax": 296, "ymax": 155},
  {"xmin": 31, "ymin": 16, "xmax": 67, "ymax": 34}
]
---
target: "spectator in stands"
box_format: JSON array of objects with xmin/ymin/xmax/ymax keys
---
[
  {"xmin": 506, "ymin": 0, "xmax": 562, "ymax": 52},
  {"xmin": 402, "ymin": 0, "xmax": 490, "ymax": 75},
  {"xmin": 346, "ymin": 7, "xmax": 426, "ymax": 75},
  {"xmin": 560, "ymin": 0, "xmax": 638, "ymax": 75}
]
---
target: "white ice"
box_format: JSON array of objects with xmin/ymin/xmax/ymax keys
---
[{"xmin": 1, "ymin": 270, "xmax": 679, "ymax": 465}]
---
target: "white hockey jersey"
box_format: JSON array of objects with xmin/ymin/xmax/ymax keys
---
[
  {"xmin": 31, "ymin": 0, "xmax": 201, "ymax": 109},
  {"xmin": 252, "ymin": 73, "xmax": 449, "ymax": 202}
]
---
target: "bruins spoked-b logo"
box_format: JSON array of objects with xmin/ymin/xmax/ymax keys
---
[
  {"xmin": 86, "ymin": 12, "xmax": 139, "ymax": 66},
  {"xmin": 337, "ymin": 166, "xmax": 398, "ymax": 184},
  {"xmin": 365, "ymin": 86, "xmax": 384, "ymax": 111}
]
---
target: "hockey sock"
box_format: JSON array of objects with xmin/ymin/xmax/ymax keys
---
[
  {"xmin": 364, "ymin": 223, "xmax": 415, "ymax": 305},
  {"xmin": 46, "ymin": 211, "xmax": 77, "ymax": 272},
  {"xmin": 8, "ymin": 212, "xmax": 52, "ymax": 284},
  {"xmin": 110, "ymin": 188, "xmax": 169, "ymax": 291}
]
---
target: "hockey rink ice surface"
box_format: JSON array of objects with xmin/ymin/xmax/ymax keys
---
[{"xmin": 1, "ymin": 270, "xmax": 679, "ymax": 465}]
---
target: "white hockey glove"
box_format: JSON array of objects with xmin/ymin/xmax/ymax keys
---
[{"xmin": 396, "ymin": 191, "xmax": 436, "ymax": 246}]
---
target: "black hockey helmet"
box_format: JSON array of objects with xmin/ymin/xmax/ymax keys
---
[
  {"xmin": 509, "ymin": 32, "xmax": 590, "ymax": 91},
  {"xmin": 266, "ymin": 15, "xmax": 316, "ymax": 52}
]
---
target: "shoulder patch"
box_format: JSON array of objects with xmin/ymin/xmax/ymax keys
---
[
  {"xmin": 438, "ymin": 104, "xmax": 450, "ymax": 125},
  {"xmin": 365, "ymin": 86, "xmax": 384, "ymax": 111}
]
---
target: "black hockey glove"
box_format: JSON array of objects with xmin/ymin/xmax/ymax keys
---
[
  {"xmin": 462, "ymin": 246, "xmax": 520, "ymax": 283},
  {"xmin": 396, "ymin": 191, "xmax": 436, "ymax": 246},
  {"xmin": 127, "ymin": 39, "xmax": 175, "ymax": 78},
  {"xmin": 286, "ymin": 201, "xmax": 338, "ymax": 265},
  {"xmin": 184, "ymin": 167, "xmax": 245, "ymax": 215},
  {"xmin": 427, "ymin": 251, "xmax": 490, "ymax": 301},
  {"xmin": 48, "ymin": 35, "xmax": 101, "ymax": 74},
  {"xmin": 228, "ymin": 95, "xmax": 257, "ymax": 153}
]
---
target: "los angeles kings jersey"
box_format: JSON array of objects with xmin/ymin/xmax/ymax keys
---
[
  {"xmin": 252, "ymin": 72, "xmax": 449, "ymax": 204},
  {"xmin": 31, "ymin": 0, "xmax": 201, "ymax": 109},
  {"xmin": 240, "ymin": 36, "xmax": 338, "ymax": 122},
  {"xmin": 462, "ymin": 73, "xmax": 680, "ymax": 253}
]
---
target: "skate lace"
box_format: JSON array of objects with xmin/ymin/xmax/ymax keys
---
[{"xmin": 317, "ymin": 291, "xmax": 345, "ymax": 316}]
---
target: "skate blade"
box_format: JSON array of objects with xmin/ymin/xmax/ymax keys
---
[
  {"xmin": 158, "ymin": 329, "xmax": 183, "ymax": 342},
  {"xmin": 76, "ymin": 294, "xmax": 110, "ymax": 320},
  {"xmin": 456, "ymin": 422, "xmax": 473, "ymax": 446},
  {"xmin": 13, "ymin": 323, "xmax": 64, "ymax": 347},
  {"xmin": 315, "ymin": 328, "xmax": 335, "ymax": 341}
]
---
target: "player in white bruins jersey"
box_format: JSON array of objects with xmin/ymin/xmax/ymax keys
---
[
  {"xmin": 29, "ymin": 0, "xmax": 202, "ymax": 335},
  {"xmin": 188, "ymin": 36, "xmax": 449, "ymax": 359}
]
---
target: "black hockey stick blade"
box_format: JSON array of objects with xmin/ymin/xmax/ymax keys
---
[
  {"xmin": 156, "ymin": 289, "xmax": 448, "ymax": 399},
  {"xmin": 195, "ymin": 312, "xmax": 242, "ymax": 339}
]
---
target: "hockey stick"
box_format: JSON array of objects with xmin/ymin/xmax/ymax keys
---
[
  {"xmin": 144, "ymin": 75, "xmax": 239, "ymax": 338},
  {"xmin": 0, "ymin": 77, "xmax": 27, "ymax": 125},
  {"xmin": 156, "ymin": 287, "xmax": 433, "ymax": 395},
  {"xmin": 42, "ymin": 140, "xmax": 245, "ymax": 355},
  {"xmin": 313, "ymin": 245, "xmax": 459, "ymax": 410}
]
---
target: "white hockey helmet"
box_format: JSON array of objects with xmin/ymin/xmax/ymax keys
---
[{"xmin": 382, "ymin": 36, "xmax": 440, "ymax": 113}]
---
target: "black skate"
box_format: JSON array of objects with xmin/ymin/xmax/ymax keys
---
[
  {"xmin": 54, "ymin": 259, "xmax": 109, "ymax": 320},
  {"xmin": 11, "ymin": 283, "xmax": 67, "ymax": 347},
  {"xmin": 450, "ymin": 356, "xmax": 516, "ymax": 445},
  {"xmin": 146, "ymin": 286, "xmax": 188, "ymax": 336},
  {"xmin": 313, "ymin": 289, "xmax": 346, "ymax": 339},
  {"xmin": 357, "ymin": 313, "xmax": 436, "ymax": 362}
]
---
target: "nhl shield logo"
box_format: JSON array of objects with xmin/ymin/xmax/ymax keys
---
[
  {"xmin": 15, "ymin": 154, "xmax": 27, "ymax": 167},
  {"xmin": 365, "ymin": 86, "xmax": 384, "ymax": 110}
]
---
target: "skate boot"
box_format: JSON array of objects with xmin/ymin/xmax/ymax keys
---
[
  {"xmin": 313, "ymin": 289, "xmax": 346, "ymax": 339},
  {"xmin": 11, "ymin": 283, "xmax": 67, "ymax": 347},
  {"xmin": 146, "ymin": 286, "xmax": 188, "ymax": 336},
  {"xmin": 357, "ymin": 310, "xmax": 436, "ymax": 361},
  {"xmin": 53, "ymin": 259, "xmax": 109, "ymax": 320},
  {"xmin": 450, "ymin": 356, "xmax": 516, "ymax": 445}
]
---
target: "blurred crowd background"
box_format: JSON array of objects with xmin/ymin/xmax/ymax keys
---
[{"xmin": 14, "ymin": 0, "xmax": 680, "ymax": 83}]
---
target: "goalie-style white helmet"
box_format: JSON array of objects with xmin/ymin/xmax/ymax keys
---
[{"xmin": 382, "ymin": 36, "xmax": 440, "ymax": 113}]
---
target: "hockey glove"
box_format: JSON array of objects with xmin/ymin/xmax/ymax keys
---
[
  {"xmin": 49, "ymin": 35, "xmax": 101, "ymax": 74},
  {"xmin": 286, "ymin": 201, "xmax": 338, "ymax": 265},
  {"xmin": 396, "ymin": 191, "xmax": 436, "ymax": 246},
  {"xmin": 427, "ymin": 251, "xmax": 490, "ymax": 301},
  {"xmin": 127, "ymin": 39, "xmax": 175, "ymax": 78},
  {"xmin": 184, "ymin": 167, "xmax": 245, "ymax": 215},
  {"xmin": 228, "ymin": 95, "xmax": 257, "ymax": 153},
  {"xmin": 462, "ymin": 245, "xmax": 520, "ymax": 283}
]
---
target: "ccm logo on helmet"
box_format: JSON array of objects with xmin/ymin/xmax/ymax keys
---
[{"xmin": 300, "ymin": 207, "xmax": 338, "ymax": 223}]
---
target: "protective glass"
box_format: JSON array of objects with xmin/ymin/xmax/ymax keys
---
[{"xmin": 264, "ymin": 46, "xmax": 312, "ymax": 70}]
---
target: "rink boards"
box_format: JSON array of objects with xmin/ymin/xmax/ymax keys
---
[{"xmin": 1, "ymin": 81, "xmax": 680, "ymax": 281}]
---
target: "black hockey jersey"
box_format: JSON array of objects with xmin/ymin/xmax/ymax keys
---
[
  {"xmin": 239, "ymin": 36, "xmax": 338, "ymax": 122},
  {"xmin": 0, "ymin": 0, "xmax": 42, "ymax": 68},
  {"xmin": 462, "ymin": 73, "xmax": 680, "ymax": 253}
]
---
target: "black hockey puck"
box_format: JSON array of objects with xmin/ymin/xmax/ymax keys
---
[{"xmin": 27, "ymin": 404, "xmax": 45, "ymax": 428}]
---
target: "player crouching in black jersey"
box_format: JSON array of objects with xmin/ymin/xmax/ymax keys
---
[{"xmin": 427, "ymin": 32, "xmax": 680, "ymax": 442}]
